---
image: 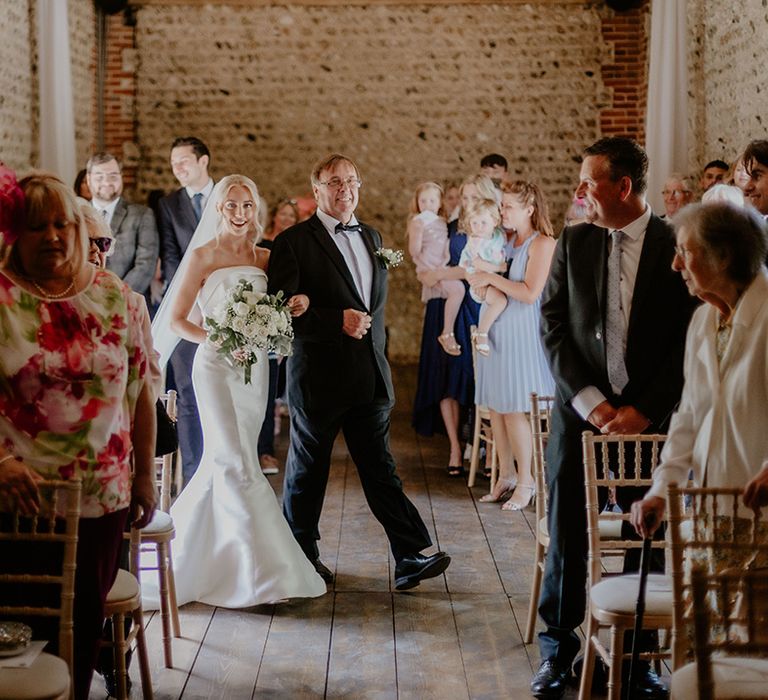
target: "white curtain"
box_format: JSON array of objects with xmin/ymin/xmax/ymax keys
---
[
  {"xmin": 37, "ymin": 0, "xmax": 77, "ymax": 183},
  {"xmin": 645, "ymin": 0, "xmax": 688, "ymax": 215}
]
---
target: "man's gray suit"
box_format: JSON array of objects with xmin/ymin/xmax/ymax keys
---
[{"xmin": 105, "ymin": 197, "xmax": 159, "ymax": 294}]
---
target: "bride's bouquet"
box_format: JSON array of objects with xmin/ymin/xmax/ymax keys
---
[{"xmin": 204, "ymin": 279, "xmax": 294, "ymax": 384}]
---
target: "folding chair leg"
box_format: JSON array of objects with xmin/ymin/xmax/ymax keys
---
[
  {"xmin": 157, "ymin": 541, "xmax": 173, "ymax": 668},
  {"xmin": 467, "ymin": 411, "xmax": 482, "ymax": 488},
  {"xmin": 524, "ymin": 545, "xmax": 545, "ymax": 644},
  {"xmin": 578, "ymin": 616, "xmax": 597, "ymax": 700},
  {"xmin": 113, "ymin": 612, "xmax": 128, "ymax": 700},
  {"xmin": 133, "ymin": 606, "xmax": 154, "ymax": 700},
  {"xmin": 167, "ymin": 541, "xmax": 181, "ymax": 637},
  {"xmin": 607, "ymin": 625, "xmax": 623, "ymax": 700}
]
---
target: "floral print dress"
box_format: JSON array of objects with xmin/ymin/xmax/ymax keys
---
[{"xmin": 0, "ymin": 269, "xmax": 149, "ymax": 517}]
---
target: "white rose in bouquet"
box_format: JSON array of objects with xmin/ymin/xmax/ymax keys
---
[
  {"xmin": 233, "ymin": 301, "xmax": 250, "ymax": 317},
  {"xmin": 231, "ymin": 316, "xmax": 247, "ymax": 333}
]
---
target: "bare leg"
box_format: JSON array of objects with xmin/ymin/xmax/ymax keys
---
[
  {"xmin": 479, "ymin": 410, "xmax": 517, "ymax": 501},
  {"xmin": 476, "ymin": 286, "xmax": 508, "ymax": 335},
  {"xmin": 440, "ymin": 279, "xmax": 465, "ymax": 337},
  {"xmin": 439, "ymin": 397, "xmax": 463, "ymax": 472},
  {"xmin": 502, "ymin": 412, "xmax": 535, "ymax": 511}
]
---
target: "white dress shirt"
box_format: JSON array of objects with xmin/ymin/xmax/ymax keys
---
[
  {"xmin": 185, "ymin": 178, "xmax": 214, "ymax": 213},
  {"xmin": 571, "ymin": 205, "xmax": 652, "ymax": 419},
  {"xmin": 91, "ymin": 197, "xmax": 119, "ymax": 225},
  {"xmin": 316, "ymin": 208, "xmax": 373, "ymax": 310}
]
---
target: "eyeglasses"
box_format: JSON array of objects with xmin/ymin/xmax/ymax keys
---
[
  {"xmin": 673, "ymin": 245, "xmax": 693, "ymax": 259},
  {"xmin": 317, "ymin": 177, "xmax": 362, "ymax": 190},
  {"xmin": 89, "ymin": 173, "xmax": 122, "ymax": 183},
  {"xmin": 89, "ymin": 237, "xmax": 114, "ymax": 253},
  {"xmin": 662, "ymin": 189, "xmax": 691, "ymax": 197}
]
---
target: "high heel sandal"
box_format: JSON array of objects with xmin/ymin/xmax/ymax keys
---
[
  {"xmin": 438, "ymin": 333, "xmax": 461, "ymax": 356},
  {"xmin": 479, "ymin": 477, "xmax": 517, "ymax": 503},
  {"xmin": 501, "ymin": 484, "xmax": 536, "ymax": 511},
  {"xmin": 473, "ymin": 331, "xmax": 490, "ymax": 357}
]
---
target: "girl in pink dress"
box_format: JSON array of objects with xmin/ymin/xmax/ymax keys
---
[{"xmin": 407, "ymin": 182, "xmax": 466, "ymax": 356}]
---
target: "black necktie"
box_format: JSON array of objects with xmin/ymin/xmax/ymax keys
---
[
  {"xmin": 335, "ymin": 222, "xmax": 361, "ymax": 234},
  {"xmin": 192, "ymin": 193, "xmax": 203, "ymax": 223}
]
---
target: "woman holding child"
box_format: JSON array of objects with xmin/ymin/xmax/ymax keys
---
[
  {"xmin": 411, "ymin": 174, "xmax": 497, "ymax": 476},
  {"xmin": 472, "ymin": 181, "xmax": 556, "ymax": 510}
]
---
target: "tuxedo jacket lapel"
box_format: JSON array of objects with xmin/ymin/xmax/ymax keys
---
[
  {"xmin": 627, "ymin": 215, "xmax": 665, "ymax": 338},
  {"xmin": 307, "ymin": 215, "xmax": 367, "ymax": 308},
  {"xmin": 592, "ymin": 227, "xmax": 608, "ymax": 323},
  {"xmin": 360, "ymin": 226, "xmax": 381, "ymax": 311},
  {"xmin": 177, "ymin": 192, "xmax": 198, "ymax": 240}
]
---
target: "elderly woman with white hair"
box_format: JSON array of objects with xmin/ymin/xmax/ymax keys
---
[
  {"xmin": 661, "ymin": 173, "xmax": 695, "ymax": 218},
  {"xmin": 632, "ymin": 202, "xmax": 768, "ymax": 532}
]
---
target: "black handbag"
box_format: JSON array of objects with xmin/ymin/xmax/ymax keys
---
[{"xmin": 155, "ymin": 398, "xmax": 178, "ymax": 457}]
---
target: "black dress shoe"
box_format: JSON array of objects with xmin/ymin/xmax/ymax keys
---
[
  {"xmin": 625, "ymin": 667, "xmax": 668, "ymax": 699},
  {"xmin": 394, "ymin": 552, "xmax": 451, "ymax": 590},
  {"xmin": 312, "ymin": 559, "xmax": 334, "ymax": 583},
  {"xmin": 530, "ymin": 659, "xmax": 571, "ymax": 699}
]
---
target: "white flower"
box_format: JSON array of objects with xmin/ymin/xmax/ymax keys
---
[
  {"xmin": 375, "ymin": 247, "xmax": 404, "ymax": 269},
  {"xmin": 242, "ymin": 290, "xmax": 264, "ymax": 305},
  {"xmin": 233, "ymin": 301, "xmax": 250, "ymax": 317},
  {"xmin": 231, "ymin": 316, "xmax": 246, "ymax": 333}
]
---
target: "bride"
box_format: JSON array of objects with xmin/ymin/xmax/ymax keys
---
[{"xmin": 143, "ymin": 175, "xmax": 326, "ymax": 608}]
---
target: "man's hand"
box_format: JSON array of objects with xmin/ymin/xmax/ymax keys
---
[
  {"xmin": 287, "ymin": 294, "xmax": 309, "ymax": 317},
  {"xmin": 0, "ymin": 458, "xmax": 42, "ymax": 516},
  {"xmin": 601, "ymin": 405, "xmax": 651, "ymax": 435},
  {"xmin": 342, "ymin": 309, "xmax": 372, "ymax": 339},
  {"xmin": 587, "ymin": 400, "xmax": 618, "ymax": 430},
  {"xmin": 743, "ymin": 462, "xmax": 768, "ymax": 511},
  {"xmin": 130, "ymin": 472, "xmax": 157, "ymax": 529},
  {"xmin": 630, "ymin": 496, "xmax": 665, "ymax": 538}
]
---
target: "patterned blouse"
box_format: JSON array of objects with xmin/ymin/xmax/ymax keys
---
[{"xmin": 0, "ymin": 269, "xmax": 149, "ymax": 517}]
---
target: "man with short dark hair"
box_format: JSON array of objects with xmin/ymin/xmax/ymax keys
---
[
  {"xmin": 699, "ymin": 158, "xmax": 729, "ymax": 192},
  {"xmin": 267, "ymin": 153, "xmax": 450, "ymax": 589},
  {"xmin": 480, "ymin": 152, "xmax": 508, "ymax": 186},
  {"xmin": 87, "ymin": 152, "xmax": 158, "ymax": 294},
  {"xmin": 156, "ymin": 136, "xmax": 214, "ymax": 483},
  {"xmin": 531, "ymin": 137, "xmax": 695, "ymax": 699},
  {"xmin": 743, "ymin": 140, "xmax": 768, "ymax": 217}
]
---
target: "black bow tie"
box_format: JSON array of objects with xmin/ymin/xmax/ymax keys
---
[{"xmin": 335, "ymin": 222, "xmax": 361, "ymax": 234}]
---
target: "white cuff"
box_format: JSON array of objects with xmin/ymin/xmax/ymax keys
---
[{"xmin": 571, "ymin": 385, "xmax": 607, "ymax": 421}]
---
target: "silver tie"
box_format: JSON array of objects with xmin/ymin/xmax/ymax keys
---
[{"xmin": 606, "ymin": 230, "xmax": 629, "ymax": 394}]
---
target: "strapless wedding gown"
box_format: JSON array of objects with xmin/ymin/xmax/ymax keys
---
[{"xmin": 142, "ymin": 266, "xmax": 325, "ymax": 609}]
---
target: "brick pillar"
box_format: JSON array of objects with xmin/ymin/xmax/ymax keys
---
[
  {"xmin": 599, "ymin": 1, "xmax": 650, "ymax": 143},
  {"xmin": 102, "ymin": 11, "xmax": 138, "ymax": 194}
]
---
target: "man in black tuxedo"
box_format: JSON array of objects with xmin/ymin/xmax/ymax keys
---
[
  {"xmin": 267, "ymin": 154, "xmax": 450, "ymax": 588},
  {"xmin": 531, "ymin": 138, "xmax": 695, "ymax": 699},
  {"xmin": 156, "ymin": 136, "xmax": 214, "ymax": 483}
]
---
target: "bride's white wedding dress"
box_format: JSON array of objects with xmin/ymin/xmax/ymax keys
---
[{"xmin": 142, "ymin": 266, "xmax": 326, "ymax": 609}]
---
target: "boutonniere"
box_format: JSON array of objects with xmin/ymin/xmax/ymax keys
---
[{"xmin": 374, "ymin": 247, "xmax": 404, "ymax": 270}]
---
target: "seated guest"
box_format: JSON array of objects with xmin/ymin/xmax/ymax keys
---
[
  {"xmin": 0, "ymin": 169, "xmax": 156, "ymax": 700},
  {"xmin": 73, "ymin": 168, "xmax": 91, "ymax": 199},
  {"xmin": 86, "ymin": 152, "xmax": 159, "ymax": 294},
  {"xmin": 731, "ymin": 154, "xmax": 752, "ymax": 192},
  {"xmin": 661, "ymin": 173, "xmax": 695, "ymax": 218},
  {"xmin": 699, "ymin": 159, "xmax": 729, "ymax": 192},
  {"xmin": 632, "ymin": 201, "xmax": 768, "ymax": 573},
  {"xmin": 743, "ymin": 139, "xmax": 768, "ymax": 218}
]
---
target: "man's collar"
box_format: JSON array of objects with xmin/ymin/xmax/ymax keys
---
[
  {"xmin": 185, "ymin": 178, "xmax": 213, "ymax": 199},
  {"xmin": 92, "ymin": 197, "xmax": 120, "ymax": 215},
  {"xmin": 316, "ymin": 208, "xmax": 359, "ymax": 234},
  {"xmin": 612, "ymin": 204, "xmax": 651, "ymax": 240}
]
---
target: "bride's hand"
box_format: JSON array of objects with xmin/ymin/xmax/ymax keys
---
[{"xmin": 287, "ymin": 294, "xmax": 309, "ymax": 317}]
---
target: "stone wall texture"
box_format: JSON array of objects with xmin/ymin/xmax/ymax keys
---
[
  {"xmin": 0, "ymin": 0, "xmax": 94, "ymax": 173},
  {"xmin": 687, "ymin": 1, "xmax": 768, "ymax": 172},
  {"xmin": 0, "ymin": 0, "xmax": 34, "ymax": 170},
  {"xmin": 134, "ymin": 2, "xmax": 618, "ymax": 361}
]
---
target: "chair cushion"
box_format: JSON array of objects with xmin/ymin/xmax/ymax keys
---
[
  {"xmin": 671, "ymin": 657, "xmax": 768, "ymax": 699},
  {"xmin": 0, "ymin": 652, "xmax": 69, "ymax": 699},
  {"xmin": 106, "ymin": 568, "xmax": 140, "ymax": 604},
  {"xmin": 590, "ymin": 573, "xmax": 672, "ymax": 617},
  {"xmin": 142, "ymin": 509, "xmax": 173, "ymax": 535}
]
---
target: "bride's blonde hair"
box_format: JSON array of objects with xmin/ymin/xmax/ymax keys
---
[{"xmin": 214, "ymin": 174, "xmax": 264, "ymax": 246}]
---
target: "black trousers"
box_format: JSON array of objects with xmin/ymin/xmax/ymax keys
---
[
  {"xmin": 283, "ymin": 397, "xmax": 432, "ymax": 562},
  {"xmin": 537, "ymin": 410, "xmax": 664, "ymax": 665},
  {"xmin": 168, "ymin": 339, "xmax": 203, "ymax": 483}
]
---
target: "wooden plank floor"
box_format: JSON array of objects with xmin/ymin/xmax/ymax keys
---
[{"xmin": 93, "ymin": 364, "xmax": 589, "ymax": 700}]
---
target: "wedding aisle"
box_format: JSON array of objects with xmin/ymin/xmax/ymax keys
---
[{"xmin": 93, "ymin": 364, "xmax": 568, "ymax": 700}]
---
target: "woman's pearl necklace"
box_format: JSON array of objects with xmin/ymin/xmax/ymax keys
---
[{"xmin": 30, "ymin": 276, "xmax": 75, "ymax": 299}]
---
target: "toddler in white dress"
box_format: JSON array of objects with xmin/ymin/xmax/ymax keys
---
[{"xmin": 459, "ymin": 198, "xmax": 507, "ymax": 356}]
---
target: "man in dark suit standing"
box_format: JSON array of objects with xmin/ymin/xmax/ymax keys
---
[
  {"xmin": 531, "ymin": 138, "xmax": 694, "ymax": 699},
  {"xmin": 267, "ymin": 153, "xmax": 450, "ymax": 588},
  {"xmin": 156, "ymin": 136, "xmax": 214, "ymax": 483},
  {"xmin": 87, "ymin": 153, "xmax": 158, "ymax": 294}
]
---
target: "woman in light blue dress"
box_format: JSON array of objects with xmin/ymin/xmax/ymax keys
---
[{"xmin": 471, "ymin": 181, "xmax": 556, "ymax": 510}]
